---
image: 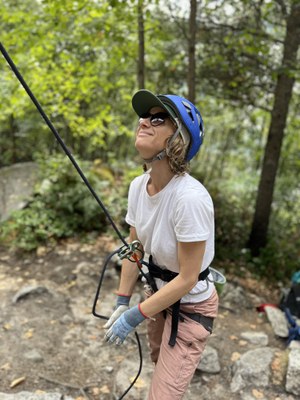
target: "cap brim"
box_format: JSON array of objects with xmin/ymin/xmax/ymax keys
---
[{"xmin": 132, "ymin": 89, "xmax": 177, "ymax": 119}]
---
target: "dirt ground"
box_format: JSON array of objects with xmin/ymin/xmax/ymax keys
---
[{"xmin": 0, "ymin": 236, "xmax": 291, "ymax": 400}]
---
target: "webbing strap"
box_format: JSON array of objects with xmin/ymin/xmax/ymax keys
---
[
  {"xmin": 147, "ymin": 256, "xmax": 210, "ymax": 282},
  {"xmin": 169, "ymin": 300, "xmax": 181, "ymax": 347}
]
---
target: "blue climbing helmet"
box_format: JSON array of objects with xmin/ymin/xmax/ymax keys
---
[{"xmin": 132, "ymin": 89, "xmax": 204, "ymax": 161}]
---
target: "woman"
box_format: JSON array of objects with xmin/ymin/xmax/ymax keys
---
[{"xmin": 104, "ymin": 89, "xmax": 218, "ymax": 399}]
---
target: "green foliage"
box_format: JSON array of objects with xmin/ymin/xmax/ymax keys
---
[
  {"xmin": 261, "ymin": 174, "xmax": 300, "ymax": 280},
  {"xmin": 204, "ymin": 176, "xmax": 255, "ymax": 259},
  {"xmin": 204, "ymin": 173, "xmax": 300, "ymax": 282},
  {"xmin": 0, "ymin": 155, "xmax": 130, "ymax": 250},
  {"xmin": 0, "ymin": 0, "xmax": 138, "ymax": 166}
]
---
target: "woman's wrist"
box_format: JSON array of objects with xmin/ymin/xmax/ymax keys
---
[
  {"xmin": 124, "ymin": 304, "xmax": 147, "ymax": 327},
  {"xmin": 138, "ymin": 303, "xmax": 149, "ymax": 319},
  {"xmin": 116, "ymin": 292, "xmax": 131, "ymax": 298},
  {"xmin": 116, "ymin": 293, "xmax": 131, "ymax": 307}
]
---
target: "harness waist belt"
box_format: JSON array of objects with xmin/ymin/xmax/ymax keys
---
[{"xmin": 147, "ymin": 256, "xmax": 210, "ymax": 283}]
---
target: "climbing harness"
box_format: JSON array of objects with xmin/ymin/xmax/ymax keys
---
[
  {"xmin": 0, "ymin": 42, "xmax": 144, "ymax": 400},
  {"xmin": 144, "ymin": 256, "xmax": 214, "ymax": 346}
]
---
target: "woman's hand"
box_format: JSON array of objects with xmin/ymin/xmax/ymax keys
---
[
  {"xmin": 103, "ymin": 294, "xmax": 131, "ymax": 329},
  {"xmin": 105, "ymin": 305, "xmax": 146, "ymax": 345}
]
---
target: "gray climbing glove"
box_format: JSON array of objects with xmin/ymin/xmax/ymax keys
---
[
  {"xmin": 103, "ymin": 294, "xmax": 131, "ymax": 329},
  {"xmin": 105, "ymin": 304, "xmax": 146, "ymax": 345}
]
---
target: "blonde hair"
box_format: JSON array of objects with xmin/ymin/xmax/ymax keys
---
[{"xmin": 165, "ymin": 134, "xmax": 190, "ymax": 175}]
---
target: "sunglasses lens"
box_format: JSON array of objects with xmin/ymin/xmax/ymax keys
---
[
  {"xmin": 139, "ymin": 112, "xmax": 170, "ymax": 127},
  {"xmin": 151, "ymin": 116, "xmax": 165, "ymax": 126}
]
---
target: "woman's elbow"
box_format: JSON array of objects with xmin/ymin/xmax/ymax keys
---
[{"xmin": 181, "ymin": 274, "xmax": 199, "ymax": 292}]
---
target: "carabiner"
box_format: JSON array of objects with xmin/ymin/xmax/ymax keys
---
[{"xmin": 118, "ymin": 240, "xmax": 144, "ymax": 262}]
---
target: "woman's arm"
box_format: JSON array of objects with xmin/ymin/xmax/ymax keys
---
[{"xmin": 140, "ymin": 241, "xmax": 206, "ymax": 318}]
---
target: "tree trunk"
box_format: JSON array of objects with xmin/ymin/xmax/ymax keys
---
[
  {"xmin": 10, "ymin": 114, "xmax": 17, "ymax": 164},
  {"xmin": 247, "ymin": 2, "xmax": 300, "ymax": 256},
  {"xmin": 137, "ymin": 0, "xmax": 145, "ymax": 89},
  {"xmin": 188, "ymin": 0, "xmax": 197, "ymax": 102}
]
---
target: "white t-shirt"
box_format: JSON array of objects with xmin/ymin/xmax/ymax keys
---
[{"xmin": 125, "ymin": 172, "xmax": 215, "ymax": 303}]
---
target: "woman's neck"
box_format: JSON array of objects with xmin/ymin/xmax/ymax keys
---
[{"xmin": 147, "ymin": 159, "xmax": 175, "ymax": 196}]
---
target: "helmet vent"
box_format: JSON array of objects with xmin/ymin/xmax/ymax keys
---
[{"xmin": 182, "ymin": 101, "xmax": 194, "ymax": 123}]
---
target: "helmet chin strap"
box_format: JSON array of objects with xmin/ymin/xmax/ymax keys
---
[{"xmin": 142, "ymin": 124, "xmax": 182, "ymax": 164}]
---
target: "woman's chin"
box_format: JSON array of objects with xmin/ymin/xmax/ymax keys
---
[{"xmin": 135, "ymin": 143, "xmax": 154, "ymax": 159}]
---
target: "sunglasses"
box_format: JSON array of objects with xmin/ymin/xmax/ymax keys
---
[{"xmin": 138, "ymin": 112, "xmax": 171, "ymax": 127}]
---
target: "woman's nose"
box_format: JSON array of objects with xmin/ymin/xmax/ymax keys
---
[{"xmin": 138, "ymin": 117, "xmax": 151, "ymax": 127}]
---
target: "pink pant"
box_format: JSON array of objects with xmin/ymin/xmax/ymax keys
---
[{"xmin": 146, "ymin": 289, "xmax": 219, "ymax": 400}]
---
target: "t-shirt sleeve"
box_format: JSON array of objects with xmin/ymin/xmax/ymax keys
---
[
  {"xmin": 174, "ymin": 189, "xmax": 214, "ymax": 242},
  {"xmin": 125, "ymin": 179, "xmax": 138, "ymax": 227}
]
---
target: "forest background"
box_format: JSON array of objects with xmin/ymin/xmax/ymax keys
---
[{"xmin": 0, "ymin": 0, "xmax": 299, "ymax": 283}]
